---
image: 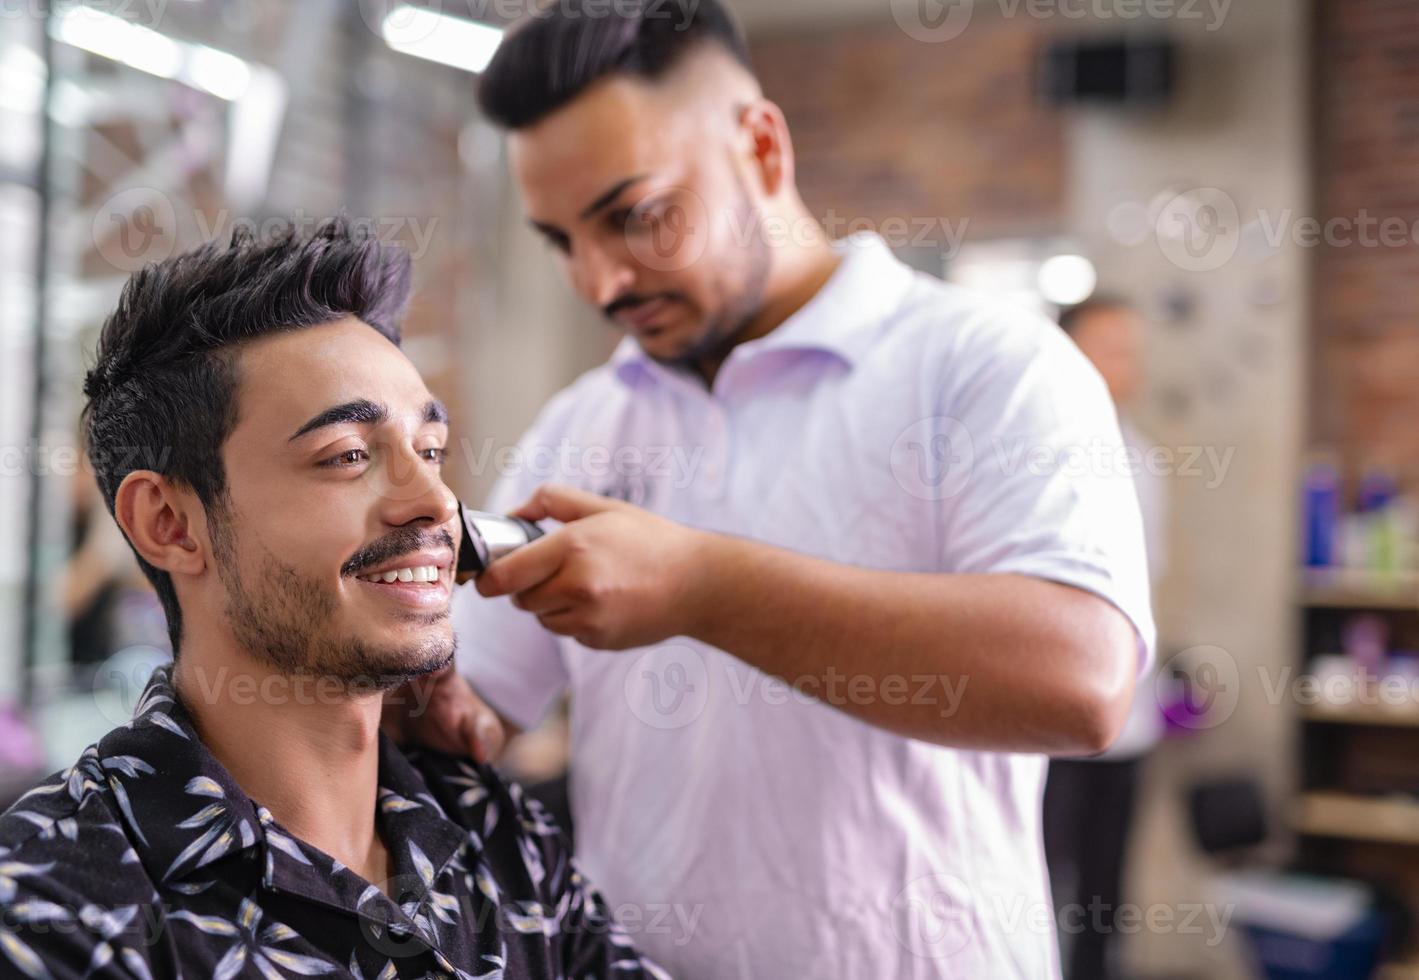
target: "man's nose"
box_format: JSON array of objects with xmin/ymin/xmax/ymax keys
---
[
  {"xmin": 573, "ymin": 244, "xmax": 636, "ymax": 309},
  {"xmin": 380, "ymin": 449, "xmax": 459, "ymax": 529}
]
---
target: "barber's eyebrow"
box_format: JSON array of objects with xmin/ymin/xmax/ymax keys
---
[
  {"xmin": 579, "ymin": 174, "xmax": 650, "ymax": 220},
  {"xmin": 288, "ymin": 398, "xmax": 448, "ymax": 442}
]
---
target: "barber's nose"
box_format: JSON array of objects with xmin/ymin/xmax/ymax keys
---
[{"xmin": 574, "ymin": 246, "xmax": 636, "ymax": 309}]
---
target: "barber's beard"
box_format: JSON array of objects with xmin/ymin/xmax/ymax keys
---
[
  {"xmin": 662, "ymin": 193, "xmax": 773, "ymax": 372},
  {"xmin": 213, "ymin": 527, "xmax": 453, "ymax": 693}
]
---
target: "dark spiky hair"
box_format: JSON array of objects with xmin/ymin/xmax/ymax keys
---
[{"xmin": 81, "ymin": 217, "xmax": 413, "ymax": 653}]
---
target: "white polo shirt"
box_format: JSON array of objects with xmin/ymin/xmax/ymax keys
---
[{"xmin": 452, "ymin": 234, "xmax": 1154, "ymax": 979}]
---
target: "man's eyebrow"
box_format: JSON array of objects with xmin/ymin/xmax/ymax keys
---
[
  {"xmin": 530, "ymin": 220, "xmax": 566, "ymax": 243},
  {"xmin": 287, "ymin": 399, "xmax": 388, "ymax": 442},
  {"xmin": 289, "ymin": 398, "xmax": 449, "ymax": 442},
  {"xmin": 579, "ymin": 174, "xmax": 650, "ymax": 220}
]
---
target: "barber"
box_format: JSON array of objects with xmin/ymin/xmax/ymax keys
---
[{"xmin": 387, "ymin": 2, "xmax": 1153, "ymax": 977}]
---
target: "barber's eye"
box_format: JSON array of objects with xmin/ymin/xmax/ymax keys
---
[
  {"xmin": 324, "ymin": 449, "xmax": 370, "ymax": 467},
  {"xmin": 614, "ymin": 209, "xmax": 645, "ymax": 232}
]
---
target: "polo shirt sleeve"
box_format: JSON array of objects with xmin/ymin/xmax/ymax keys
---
[
  {"xmin": 452, "ymin": 424, "xmax": 573, "ymax": 732},
  {"xmin": 934, "ymin": 308, "xmax": 1157, "ymax": 674}
]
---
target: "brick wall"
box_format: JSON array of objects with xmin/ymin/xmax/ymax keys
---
[
  {"xmin": 750, "ymin": 16, "xmax": 1065, "ymax": 250},
  {"xmin": 1313, "ymin": 0, "xmax": 1419, "ymax": 483}
]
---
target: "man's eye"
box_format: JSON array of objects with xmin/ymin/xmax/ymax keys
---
[
  {"xmin": 323, "ymin": 448, "xmax": 370, "ymax": 467},
  {"xmin": 421, "ymin": 447, "xmax": 448, "ymax": 465},
  {"xmin": 614, "ymin": 208, "xmax": 649, "ymax": 234}
]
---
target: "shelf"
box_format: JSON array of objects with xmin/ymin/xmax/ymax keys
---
[
  {"xmin": 1295, "ymin": 792, "xmax": 1419, "ymax": 847},
  {"xmin": 1299, "ymin": 568, "xmax": 1419, "ymax": 610},
  {"xmin": 1301, "ymin": 704, "xmax": 1419, "ymax": 729}
]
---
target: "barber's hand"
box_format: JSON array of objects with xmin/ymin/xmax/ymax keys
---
[
  {"xmin": 475, "ymin": 484, "xmax": 711, "ymax": 650},
  {"xmin": 381, "ymin": 662, "xmax": 509, "ymax": 764}
]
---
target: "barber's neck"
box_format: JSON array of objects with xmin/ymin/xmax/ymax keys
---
[
  {"xmin": 172, "ymin": 631, "xmax": 388, "ymax": 884},
  {"xmin": 695, "ymin": 212, "xmax": 842, "ymax": 386}
]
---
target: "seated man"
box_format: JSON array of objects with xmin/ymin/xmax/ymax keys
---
[{"xmin": 0, "ymin": 221, "xmax": 668, "ymax": 980}]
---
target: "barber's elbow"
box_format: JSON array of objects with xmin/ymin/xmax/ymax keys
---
[{"xmin": 1061, "ymin": 613, "xmax": 1139, "ymax": 756}]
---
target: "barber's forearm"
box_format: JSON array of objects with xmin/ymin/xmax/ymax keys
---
[{"xmin": 685, "ymin": 533, "xmax": 1138, "ymax": 755}]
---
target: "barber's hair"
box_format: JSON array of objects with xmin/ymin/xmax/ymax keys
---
[
  {"xmin": 477, "ymin": 0, "xmax": 751, "ymax": 130},
  {"xmin": 81, "ymin": 217, "xmax": 412, "ymax": 654},
  {"xmin": 1058, "ymin": 294, "xmax": 1130, "ymax": 336}
]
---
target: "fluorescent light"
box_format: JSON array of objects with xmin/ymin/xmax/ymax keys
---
[
  {"xmin": 51, "ymin": 7, "xmax": 254, "ymax": 102},
  {"xmin": 0, "ymin": 44, "xmax": 46, "ymax": 114},
  {"xmin": 1038, "ymin": 254, "xmax": 1098, "ymax": 307},
  {"xmin": 381, "ymin": 4, "xmax": 503, "ymax": 74},
  {"xmin": 54, "ymin": 7, "xmax": 182, "ymax": 80},
  {"xmin": 186, "ymin": 44, "xmax": 252, "ymax": 100}
]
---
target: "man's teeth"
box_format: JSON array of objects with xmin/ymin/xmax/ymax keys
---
[{"xmin": 357, "ymin": 565, "xmax": 440, "ymax": 584}]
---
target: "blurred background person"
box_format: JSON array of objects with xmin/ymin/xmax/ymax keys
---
[
  {"xmin": 1046, "ymin": 296, "xmax": 1168, "ymax": 980},
  {"xmin": 62, "ymin": 454, "xmax": 171, "ymax": 670}
]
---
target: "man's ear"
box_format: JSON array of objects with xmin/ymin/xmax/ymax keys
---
[
  {"xmin": 738, "ymin": 98, "xmax": 794, "ymax": 199},
  {"xmin": 113, "ymin": 471, "xmax": 207, "ymax": 576}
]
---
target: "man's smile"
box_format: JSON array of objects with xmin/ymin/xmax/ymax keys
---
[{"xmin": 351, "ymin": 548, "xmax": 453, "ymax": 609}]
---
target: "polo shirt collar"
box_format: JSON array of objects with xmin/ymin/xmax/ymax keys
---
[{"xmin": 612, "ymin": 232, "xmax": 914, "ymax": 386}]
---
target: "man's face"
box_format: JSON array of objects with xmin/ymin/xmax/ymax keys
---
[
  {"xmin": 204, "ymin": 317, "xmax": 460, "ymax": 688},
  {"xmin": 509, "ymin": 72, "xmax": 771, "ymax": 367}
]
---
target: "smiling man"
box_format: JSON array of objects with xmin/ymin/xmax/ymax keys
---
[{"xmin": 0, "ymin": 221, "xmax": 667, "ymax": 980}]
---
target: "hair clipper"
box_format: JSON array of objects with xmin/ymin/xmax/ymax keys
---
[{"xmin": 455, "ymin": 504, "xmax": 545, "ymax": 584}]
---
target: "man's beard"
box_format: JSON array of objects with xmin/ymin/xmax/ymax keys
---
[
  {"xmin": 212, "ymin": 520, "xmax": 454, "ymax": 693},
  {"xmin": 609, "ymin": 187, "xmax": 773, "ymax": 371},
  {"xmin": 669, "ymin": 191, "xmax": 773, "ymax": 370}
]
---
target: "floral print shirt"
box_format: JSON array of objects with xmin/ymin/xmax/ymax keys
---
[{"xmin": 0, "ymin": 665, "xmax": 669, "ymax": 980}]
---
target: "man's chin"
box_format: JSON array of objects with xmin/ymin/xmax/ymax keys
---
[
  {"xmin": 638, "ymin": 327, "xmax": 708, "ymax": 367},
  {"xmin": 365, "ymin": 642, "xmax": 455, "ymax": 691}
]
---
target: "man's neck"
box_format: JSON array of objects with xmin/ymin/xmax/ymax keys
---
[
  {"xmin": 172, "ymin": 646, "xmax": 390, "ymax": 888},
  {"xmin": 694, "ymin": 232, "xmax": 844, "ymax": 387}
]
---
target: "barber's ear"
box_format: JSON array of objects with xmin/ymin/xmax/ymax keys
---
[
  {"xmin": 739, "ymin": 98, "xmax": 793, "ymax": 198},
  {"xmin": 113, "ymin": 471, "xmax": 207, "ymax": 576}
]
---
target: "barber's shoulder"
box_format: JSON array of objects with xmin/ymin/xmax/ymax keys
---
[
  {"xmin": 521, "ymin": 361, "xmax": 626, "ymax": 444},
  {"xmin": 880, "ymin": 278, "xmax": 1059, "ymax": 378}
]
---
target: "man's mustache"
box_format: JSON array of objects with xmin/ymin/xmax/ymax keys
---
[
  {"xmin": 341, "ymin": 526, "xmax": 455, "ymax": 578},
  {"xmin": 603, "ymin": 291, "xmax": 686, "ymax": 321}
]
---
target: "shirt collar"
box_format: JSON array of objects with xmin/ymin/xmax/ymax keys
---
[
  {"xmin": 612, "ymin": 232, "xmax": 915, "ymax": 386},
  {"xmin": 97, "ymin": 664, "xmax": 466, "ymax": 925},
  {"xmin": 96, "ymin": 664, "xmax": 264, "ymax": 888}
]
